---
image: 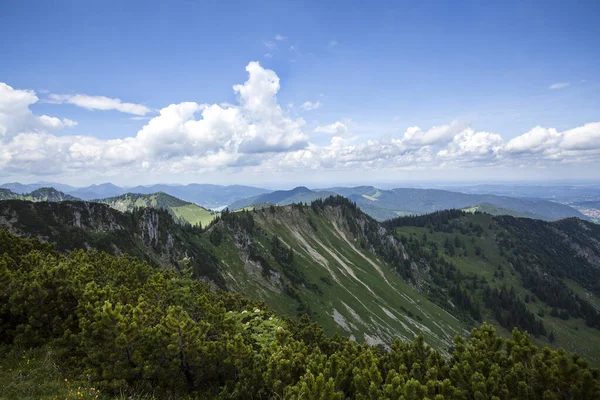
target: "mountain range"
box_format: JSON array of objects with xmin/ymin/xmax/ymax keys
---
[
  {"xmin": 0, "ymin": 182, "xmax": 270, "ymax": 209},
  {"xmin": 227, "ymin": 185, "xmax": 587, "ymax": 222},
  {"xmin": 0, "ymin": 181, "xmax": 590, "ymax": 223},
  {"xmin": 2, "ymin": 196, "xmax": 600, "ymax": 365},
  {"xmin": 0, "ymin": 187, "xmax": 79, "ymax": 202}
]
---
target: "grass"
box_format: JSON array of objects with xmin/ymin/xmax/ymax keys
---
[
  {"xmin": 0, "ymin": 346, "xmax": 197, "ymax": 399},
  {"xmin": 171, "ymin": 204, "xmax": 216, "ymax": 227},
  {"xmin": 207, "ymin": 206, "xmax": 466, "ymax": 351},
  {"xmin": 0, "ymin": 346, "xmax": 99, "ymax": 400}
]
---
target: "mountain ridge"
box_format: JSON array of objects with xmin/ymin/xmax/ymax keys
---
[{"xmin": 2, "ymin": 196, "xmax": 600, "ymax": 364}]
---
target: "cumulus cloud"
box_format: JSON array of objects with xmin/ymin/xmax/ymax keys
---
[
  {"xmin": 402, "ymin": 122, "xmax": 463, "ymax": 147},
  {"xmin": 275, "ymin": 34, "xmax": 287, "ymax": 41},
  {"xmin": 0, "ymin": 62, "xmax": 308, "ymax": 177},
  {"xmin": 315, "ymin": 121, "xmax": 348, "ymax": 135},
  {"xmin": 1, "ymin": 62, "xmax": 600, "ymax": 181},
  {"xmin": 549, "ymin": 82, "xmax": 569, "ymax": 90},
  {"xmin": 0, "ymin": 82, "xmax": 77, "ymax": 138},
  {"xmin": 48, "ymin": 93, "xmax": 151, "ymax": 115},
  {"xmin": 300, "ymin": 101, "xmax": 321, "ymax": 111}
]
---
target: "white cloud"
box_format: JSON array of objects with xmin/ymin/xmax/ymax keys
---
[
  {"xmin": 1, "ymin": 63, "xmax": 600, "ymax": 182},
  {"xmin": 329, "ymin": 40, "xmax": 338, "ymax": 47},
  {"xmin": 560, "ymin": 122, "xmax": 600, "ymax": 151},
  {"xmin": 315, "ymin": 121, "xmax": 348, "ymax": 135},
  {"xmin": 300, "ymin": 101, "xmax": 321, "ymax": 111},
  {"xmin": 48, "ymin": 93, "xmax": 151, "ymax": 115},
  {"xmin": 0, "ymin": 82, "xmax": 77, "ymax": 138},
  {"xmin": 549, "ymin": 82, "xmax": 569, "ymax": 90},
  {"xmin": 0, "ymin": 62, "xmax": 308, "ymax": 177},
  {"xmin": 264, "ymin": 53, "xmax": 273, "ymax": 58},
  {"xmin": 402, "ymin": 122, "xmax": 462, "ymax": 146},
  {"xmin": 275, "ymin": 34, "xmax": 287, "ymax": 41}
]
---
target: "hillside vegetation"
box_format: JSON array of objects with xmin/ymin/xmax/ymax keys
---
[
  {"xmin": 98, "ymin": 192, "xmax": 217, "ymax": 227},
  {"xmin": 1, "ymin": 230, "xmax": 599, "ymax": 399},
  {"xmin": 2, "ymin": 197, "xmax": 600, "ymax": 366}
]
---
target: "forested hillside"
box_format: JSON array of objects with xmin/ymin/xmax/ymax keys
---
[
  {"xmin": 385, "ymin": 210, "xmax": 600, "ymax": 364},
  {"xmin": 2, "ymin": 197, "xmax": 600, "ymax": 368},
  {"xmin": 1, "ymin": 230, "xmax": 599, "ymax": 399}
]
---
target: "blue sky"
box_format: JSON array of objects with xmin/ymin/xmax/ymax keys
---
[{"xmin": 1, "ymin": 0, "xmax": 599, "ymax": 186}]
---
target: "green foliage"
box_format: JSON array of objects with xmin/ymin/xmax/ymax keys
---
[{"xmin": 1, "ymin": 230, "xmax": 600, "ymax": 399}]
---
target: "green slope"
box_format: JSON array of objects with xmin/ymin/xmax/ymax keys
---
[
  {"xmin": 3, "ymin": 197, "xmax": 600, "ymax": 366},
  {"xmin": 386, "ymin": 210, "xmax": 600, "ymax": 364},
  {"xmin": 462, "ymin": 202, "xmax": 544, "ymax": 219},
  {"xmin": 99, "ymin": 191, "xmax": 217, "ymax": 227},
  {"xmin": 204, "ymin": 204, "xmax": 466, "ymax": 351}
]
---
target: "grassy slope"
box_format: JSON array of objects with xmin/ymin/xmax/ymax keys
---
[
  {"xmin": 205, "ymin": 206, "xmax": 466, "ymax": 352},
  {"xmin": 100, "ymin": 192, "xmax": 217, "ymax": 227},
  {"xmin": 392, "ymin": 212, "xmax": 600, "ymax": 364},
  {"xmin": 462, "ymin": 203, "xmax": 542, "ymax": 219}
]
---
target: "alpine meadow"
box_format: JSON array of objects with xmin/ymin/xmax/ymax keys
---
[{"xmin": 2, "ymin": 1, "xmax": 600, "ymax": 399}]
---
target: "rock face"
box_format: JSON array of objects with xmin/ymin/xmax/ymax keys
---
[{"xmin": 0, "ymin": 199, "xmax": 223, "ymax": 286}]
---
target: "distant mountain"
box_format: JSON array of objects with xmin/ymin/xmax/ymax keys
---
[
  {"xmin": 98, "ymin": 192, "xmax": 216, "ymax": 227},
  {"xmin": 0, "ymin": 187, "xmax": 78, "ymax": 202},
  {"xmin": 227, "ymin": 185, "xmax": 586, "ymax": 222},
  {"xmin": 436, "ymin": 183, "xmax": 600, "ymax": 203},
  {"xmin": 0, "ymin": 182, "xmax": 77, "ymax": 194},
  {"xmin": 227, "ymin": 186, "xmax": 336, "ymax": 210},
  {"xmin": 68, "ymin": 182, "xmax": 127, "ymax": 200},
  {"xmin": 327, "ymin": 186, "xmax": 587, "ymax": 221},
  {"xmin": 1, "ymin": 182, "xmax": 272, "ymax": 209},
  {"xmin": 125, "ymin": 184, "xmax": 271, "ymax": 209}
]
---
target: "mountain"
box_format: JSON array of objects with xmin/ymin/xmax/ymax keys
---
[
  {"xmin": 227, "ymin": 185, "xmax": 586, "ymax": 222},
  {"xmin": 1, "ymin": 181, "xmax": 272, "ymax": 209},
  {"xmin": 227, "ymin": 186, "xmax": 337, "ymax": 210},
  {"xmin": 98, "ymin": 192, "xmax": 216, "ymax": 227},
  {"xmin": 126, "ymin": 183, "xmax": 272, "ymax": 209},
  {"xmin": 384, "ymin": 209, "xmax": 600, "ymax": 364},
  {"xmin": 3, "ymin": 231, "xmax": 598, "ymax": 399},
  {"xmin": 0, "ymin": 187, "xmax": 79, "ymax": 202},
  {"xmin": 2, "ymin": 196, "xmax": 600, "ymax": 365},
  {"xmin": 330, "ymin": 186, "xmax": 587, "ymax": 221},
  {"xmin": 67, "ymin": 182, "xmax": 126, "ymax": 199},
  {"xmin": 0, "ymin": 199, "xmax": 223, "ymax": 285},
  {"xmin": 437, "ymin": 183, "xmax": 600, "ymax": 203},
  {"xmin": 0, "ymin": 182, "xmax": 47, "ymax": 193}
]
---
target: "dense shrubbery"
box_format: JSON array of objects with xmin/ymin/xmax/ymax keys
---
[{"xmin": 1, "ymin": 229, "xmax": 600, "ymax": 399}]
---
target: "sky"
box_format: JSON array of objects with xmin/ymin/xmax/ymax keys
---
[{"xmin": 1, "ymin": 0, "xmax": 599, "ymax": 187}]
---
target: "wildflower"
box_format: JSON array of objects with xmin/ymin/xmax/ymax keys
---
[
  {"xmin": 241, "ymin": 310, "xmax": 247, "ymax": 314},
  {"xmin": 269, "ymin": 317, "xmax": 273, "ymax": 321},
  {"xmin": 254, "ymin": 308, "xmax": 260, "ymax": 313}
]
